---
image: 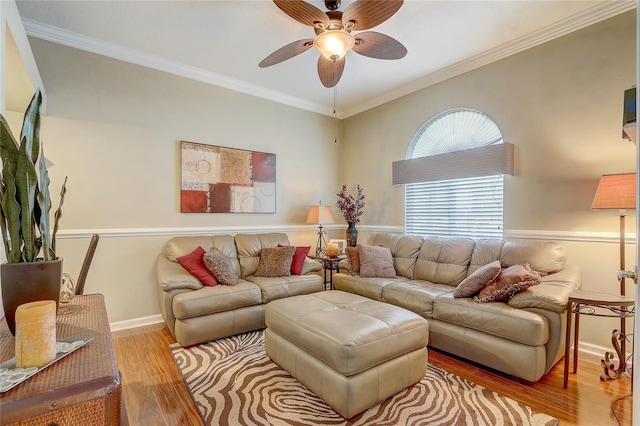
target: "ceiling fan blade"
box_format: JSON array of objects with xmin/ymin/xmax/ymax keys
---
[
  {"xmin": 273, "ymin": 0, "xmax": 330, "ymax": 28},
  {"xmin": 317, "ymin": 56, "xmax": 345, "ymax": 88},
  {"xmin": 342, "ymin": 0, "xmax": 403, "ymax": 31},
  {"xmin": 259, "ymin": 39, "xmax": 314, "ymax": 68},
  {"xmin": 352, "ymin": 31, "xmax": 407, "ymax": 60}
]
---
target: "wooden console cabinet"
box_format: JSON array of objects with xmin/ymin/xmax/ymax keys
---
[{"xmin": 0, "ymin": 294, "xmax": 128, "ymax": 425}]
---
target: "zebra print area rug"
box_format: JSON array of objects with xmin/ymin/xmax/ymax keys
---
[{"xmin": 170, "ymin": 330, "xmax": 558, "ymax": 426}]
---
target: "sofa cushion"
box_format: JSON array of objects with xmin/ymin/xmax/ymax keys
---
[
  {"xmin": 165, "ymin": 236, "xmax": 215, "ymax": 262},
  {"xmin": 476, "ymin": 263, "xmax": 541, "ymax": 303},
  {"xmin": 255, "ymin": 246, "xmax": 295, "ymax": 277},
  {"xmin": 171, "ymin": 282, "xmax": 262, "ymax": 319},
  {"xmin": 176, "ymin": 246, "xmax": 218, "ymax": 287},
  {"xmin": 433, "ymin": 294, "xmax": 549, "ymax": 346},
  {"xmin": 467, "ymin": 239, "xmax": 504, "ymax": 276},
  {"xmin": 414, "ymin": 237, "xmax": 476, "ymax": 286},
  {"xmin": 277, "ymin": 244, "xmax": 311, "ymax": 275},
  {"xmin": 500, "ymin": 241, "xmax": 566, "ymax": 276},
  {"xmin": 203, "ymin": 248, "xmax": 239, "ymax": 286},
  {"xmin": 244, "ymin": 274, "xmax": 323, "ymax": 303},
  {"xmin": 382, "ymin": 280, "xmax": 453, "ymax": 318},
  {"xmin": 332, "ymin": 273, "xmax": 399, "ymax": 301},
  {"xmin": 454, "ymin": 260, "xmax": 502, "ymax": 298},
  {"xmin": 372, "ymin": 233, "xmax": 423, "ymax": 279},
  {"xmin": 359, "ymin": 244, "xmax": 396, "ymax": 278},
  {"xmin": 236, "ymin": 233, "xmax": 290, "ymax": 277}
]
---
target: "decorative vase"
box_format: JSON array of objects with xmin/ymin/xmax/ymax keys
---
[
  {"xmin": 346, "ymin": 222, "xmax": 358, "ymax": 247},
  {"xmin": 1, "ymin": 258, "xmax": 63, "ymax": 335}
]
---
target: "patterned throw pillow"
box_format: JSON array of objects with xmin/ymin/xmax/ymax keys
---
[
  {"xmin": 475, "ymin": 263, "xmax": 541, "ymax": 303},
  {"xmin": 203, "ymin": 248, "xmax": 238, "ymax": 286},
  {"xmin": 255, "ymin": 246, "xmax": 295, "ymax": 277},
  {"xmin": 278, "ymin": 244, "xmax": 311, "ymax": 275},
  {"xmin": 453, "ymin": 260, "xmax": 502, "ymax": 298},
  {"xmin": 359, "ymin": 244, "xmax": 396, "ymax": 278},
  {"xmin": 176, "ymin": 246, "xmax": 217, "ymax": 287}
]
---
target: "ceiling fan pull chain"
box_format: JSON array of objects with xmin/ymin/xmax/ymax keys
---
[{"xmin": 334, "ymin": 71, "xmax": 338, "ymax": 143}]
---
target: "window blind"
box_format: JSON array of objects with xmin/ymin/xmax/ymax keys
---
[{"xmin": 405, "ymin": 175, "xmax": 504, "ymax": 239}]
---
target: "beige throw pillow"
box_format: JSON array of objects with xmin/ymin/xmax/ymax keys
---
[
  {"xmin": 359, "ymin": 244, "xmax": 396, "ymax": 278},
  {"xmin": 453, "ymin": 260, "xmax": 502, "ymax": 298},
  {"xmin": 255, "ymin": 246, "xmax": 295, "ymax": 277},
  {"xmin": 203, "ymin": 248, "xmax": 238, "ymax": 286},
  {"xmin": 475, "ymin": 263, "xmax": 541, "ymax": 303}
]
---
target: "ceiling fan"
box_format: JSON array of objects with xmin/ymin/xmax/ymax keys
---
[{"xmin": 259, "ymin": 0, "xmax": 407, "ymax": 88}]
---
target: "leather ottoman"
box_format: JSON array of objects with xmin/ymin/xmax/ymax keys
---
[{"xmin": 264, "ymin": 290, "xmax": 429, "ymax": 419}]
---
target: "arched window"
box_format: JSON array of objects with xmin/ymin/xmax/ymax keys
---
[{"xmin": 404, "ymin": 108, "xmax": 506, "ymax": 239}]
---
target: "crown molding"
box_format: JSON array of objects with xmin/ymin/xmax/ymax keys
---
[
  {"xmin": 22, "ymin": 1, "xmax": 636, "ymax": 119},
  {"xmin": 21, "ymin": 19, "xmax": 334, "ymax": 117},
  {"xmin": 342, "ymin": 1, "xmax": 637, "ymax": 117}
]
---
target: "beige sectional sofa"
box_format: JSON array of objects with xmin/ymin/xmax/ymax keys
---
[
  {"xmin": 333, "ymin": 232, "xmax": 581, "ymax": 382},
  {"xmin": 156, "ymin": 233, "xmax": 323, "ymax": 346}
]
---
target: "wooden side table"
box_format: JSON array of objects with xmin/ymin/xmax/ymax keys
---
[
  {"xmin": 309, "ymin": 255, "xmax": 345, "ymax": 290},
  {"xmin": 563, "ymin": 289, "xmax": 635, "ymax": 388},
  {"xmin": 0, "ymin": 294, "xmax": 128, "ymax": 425}
]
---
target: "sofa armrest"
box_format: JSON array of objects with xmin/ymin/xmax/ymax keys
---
[
  {"xmin": 156, "ymin": 253, "xmax": 203, "ymax": 292},
  {"xmin": 301, "ymin": 257, "xmax": 323, "ymax": 275},
  {"xmin": 507, "ymin": 263, "xmax": 581, "ymax": 313},
  {"xmin": 338, "ymin": 258, "xmax": 353, "ymax": 274}
]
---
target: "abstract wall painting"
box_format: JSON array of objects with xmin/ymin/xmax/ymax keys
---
[{"xmin": 180, "ymin": 141, "xmax": 276, "ymax": 213}]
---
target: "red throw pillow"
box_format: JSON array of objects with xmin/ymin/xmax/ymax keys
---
[
  {"xmin": 176, "ymin": 246, "xmax": 218, "ymax": 287},
  {"xmin": 278, "ymin": 244, "xmax": 311, "ymax": 275}
]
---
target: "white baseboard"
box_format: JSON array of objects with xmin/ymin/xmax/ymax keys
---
[
  {"xmin": 578, "ymin": 341, "xmax": 632, "ymax": 361},
  {"xmin": 110, "ymin": 314, "xmax": 164, "ymax": 332}
]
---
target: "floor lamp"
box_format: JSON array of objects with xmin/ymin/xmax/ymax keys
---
[
  {"xmin": 306, "ymin": 203, "xmax": 335, "ymax": 257},
  {"xmin": 591, "ymin": 172, "xmax": 637, "ymax": 380}
]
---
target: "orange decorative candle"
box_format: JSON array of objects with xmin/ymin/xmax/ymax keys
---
[
  {"xmin": 15, "ymin": 300, "xmax": 57, "ymax": 368},
  {"xmin": 326, "ymin": 243, "xmax": 340, "ymax": 257}
]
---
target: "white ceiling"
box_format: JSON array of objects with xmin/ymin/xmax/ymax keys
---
[{"xmin": 13, "ymin": 0, "xmax": 637, "ymax": 118}]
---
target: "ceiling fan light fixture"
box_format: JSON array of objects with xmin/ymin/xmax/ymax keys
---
[{"xmin": 313, "ymin": 30, "xmax": 355, "ymax": 62}]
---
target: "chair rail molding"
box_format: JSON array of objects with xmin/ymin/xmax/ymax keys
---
[{"xmin": 56, "ymin": 226, "xmax": 635, "ymax": 244}]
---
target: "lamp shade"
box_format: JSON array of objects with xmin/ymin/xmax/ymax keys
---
[
  {"xmin": 306, "ymin": 206, "xmax": 335, "ymax": 225},
  {"xmin": 591, "ymin": 173, "xmax": 637, "ymax": 212},
  {"xmin": 313, "ymin": 30, "xmax": 355, "ymax": 61}
]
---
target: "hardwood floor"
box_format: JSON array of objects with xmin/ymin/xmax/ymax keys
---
[{"xmin": 113, "ymin": 323, "xmax": 632, "ymax": 425}]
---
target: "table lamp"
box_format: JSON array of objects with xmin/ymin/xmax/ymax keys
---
[
  {"xmin": 591, "ymin": 172, "xmax": 636, "ymax": 380},
  {"xmin": 306, "ymin": 203, "xmax": 335, "ymax": 256}
]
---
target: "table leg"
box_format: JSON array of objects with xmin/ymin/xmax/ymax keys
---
[
  {"xmin": 323, "ymin": 267, "xmax": 328, "ymax": 291},
  {"xmin": 564, "ymin": 301, "xmax": 572, "ymax": 389},
  {"xmin": 573, "ymin": 306, "xmax": 580, "ymax": 374}
]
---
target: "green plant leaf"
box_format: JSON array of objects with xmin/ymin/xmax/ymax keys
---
[
  {"xmin": 0, "ymin": 115, "xmax": 23, "ymax": 262},
  {"xmin": 52, "ymin": 176, "xmax": 67, "ymax": 255},
  {"xmin": 37, "ymin": 144, "xmax": 53, "ymax": 261}
]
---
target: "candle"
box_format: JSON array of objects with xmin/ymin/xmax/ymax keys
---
[
  {"xmin": 326, "ymin": 243, "xmax": 340, "ymax": 257},
  {"xmin": 15, "ymin": 300, "xmax": 57, "ymax": 368}
]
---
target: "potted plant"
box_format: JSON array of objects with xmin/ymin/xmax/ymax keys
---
[
  {"xmin": 0, "ymin": 88, "xmax": 67, "ymax": 335},
  {"xmin": 336, "ymin": 184, "xmax": 365, "ymax": 247}
]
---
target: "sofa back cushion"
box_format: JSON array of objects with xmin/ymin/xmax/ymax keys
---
[
  {"xmin": 467, "ymin": 239, "xmax": 505, "ymax": 276},
  {"xmin": 500, "ymin": 241, "xmax": 566, "ymax": 275},
  {"xmin": 414, "ymin": 237, "xmax": 476, "ymax": 286},
  {"xmin": 165, "ymin": 234, "xmax": 241, "ymax": 278},
  {"xmin": 165, "ymin": 236, "xmax": 216, "ymax": 262},
  {"xmin": 371, "ymin": 233, "xmax": 423, "ymax": 279},
  {"xmin": 235, "ymin": 233, "xmax": 290, "ymax": 278}
]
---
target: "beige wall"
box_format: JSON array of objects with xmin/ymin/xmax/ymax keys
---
[
  {"xmin": 342, "ymin": 11, "xmax": 637, "ymax": 351},
  {"xmin": 4, "ymin": 38, "xmax": 344, "ymax": 324}
]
